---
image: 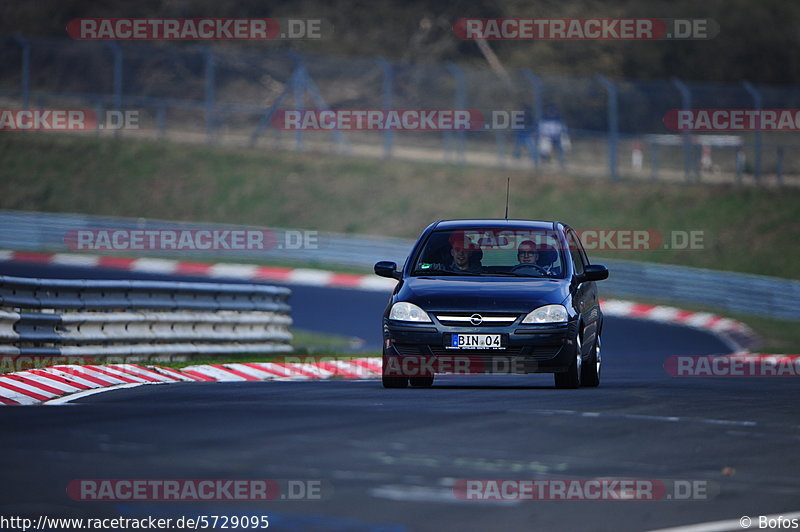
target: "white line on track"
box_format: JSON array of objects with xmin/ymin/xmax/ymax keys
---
[
  {"xmin": 511, "ymin": 408, "xmax": 799, "ymax": 431},
  {"xmin": 44, "ymin": 382, "xmax": 165, "ymax": 405}
]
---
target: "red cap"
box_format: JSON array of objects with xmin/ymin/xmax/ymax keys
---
[{"xmin": 449, "ymin": 231, "xmax": 480, "ymax": 251}]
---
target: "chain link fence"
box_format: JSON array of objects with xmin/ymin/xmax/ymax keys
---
[{"xmin": 2, "ymin": 36, "xmax": 800, "ymax": 184}]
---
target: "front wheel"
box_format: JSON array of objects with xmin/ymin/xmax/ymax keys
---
[
  {"xmin": 410, "ymin": 376, "xmax": 434, "ymax": 388},
  {"xmin": 580, "ymin": 335, "xmax": 601, "ymax": 387},
  {"xmin": 382, "ymin": 375, "xmax": 409, "ymax": 388},
  {"xmin": 554, "ymin": 331, "xmax": 582, "ymax": 389}
]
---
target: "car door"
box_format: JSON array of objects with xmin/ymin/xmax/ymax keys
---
[{"xmin": 566, "ymin": 229, "xmax": 599, "ymax": 352}]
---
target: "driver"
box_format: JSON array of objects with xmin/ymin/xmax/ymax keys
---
[
  {"xmin": 517, "ymin": 240, "xmax": 539, "ymax": 265},
  {"xmin": 516, "ymin": 240, "xmax": 556, "ymax": 274},
  {"xmin": 447, "ymin": 231, "xmax": 482, "ymax": 273}
]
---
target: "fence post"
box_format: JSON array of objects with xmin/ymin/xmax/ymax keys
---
[
  {"xmin": 596, "ymin": 75, "xmax": 619, "ymax": 181},
  {"xmin": 291, "ymin": 55, "xmax": 306, "ymax": 151},
  {"xmin": 376, "ymin": 58, "xmax": 394, "ymax": 159},
  {"xmin": 671, "ymin": 77, "xmax": 693, "ymax": 183},
  {"xmin": 650, "ymin": 141, "xmax": 660, "ymax": 180},
  {"xmin": 522, "ymin": 69, "xmax": 543, "ymax": 168},
  {"xmin": 204, "ymin": 46, "xmax": 215, "ymax": 144},
  {"xmin": 735, "ymin": 146, "xmax": 745, "ymax": 184},
  {"xmin": 12, "ymin": 36, "xmax": 30, "ymax": 110},
  {"xmin": 742, "ymin": 80, "xmax": 762, "ymax": 184},
  {"xmin": 445, "ymin": 62, "xmax": 466, "ymax": 164}
]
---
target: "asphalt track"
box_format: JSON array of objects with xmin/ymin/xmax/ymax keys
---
[{"xmin": 1, "ymin": 262, "xmax": 798, "ymax": 532}]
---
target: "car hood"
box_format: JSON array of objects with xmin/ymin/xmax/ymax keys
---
[{"xmin": 397, "ymin": 276, "xmax": 570, "ymax": 313}]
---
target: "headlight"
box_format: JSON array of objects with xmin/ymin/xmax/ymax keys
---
[
  {"xmin": 522, "ymin": 304, "xmax": 568, "ymax": 324},
  {"xmin": 389, "ymin": 302, "xmax": 431, "ymax": 322}
]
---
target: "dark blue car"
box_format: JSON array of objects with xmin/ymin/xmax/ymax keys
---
[{"xmin": 374, "ymin": 219, "xmax": 608, "ymax": 389}]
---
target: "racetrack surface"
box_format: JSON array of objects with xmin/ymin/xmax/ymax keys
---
[{"xmin": 1, "ymin": 263, "xmax": 797, "ymax": 531}]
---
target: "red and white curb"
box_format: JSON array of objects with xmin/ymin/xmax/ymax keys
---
[
  {"xmin": 0, "ymin": 359, "xmax": 382, "ymax": 405},
  {"xmin": 0, "ymin": 250, "xmax": 396, "ymax": 291},
  {"xmin": 599, "ymin": 299, "xmax": 759, "ymax": 351}
]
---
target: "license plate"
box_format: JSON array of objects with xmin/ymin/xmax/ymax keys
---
[{"xmin": 446, "ymin": 334, "xmax": 505, "ymax": 350}]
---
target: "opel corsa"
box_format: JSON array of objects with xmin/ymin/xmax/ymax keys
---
[{"xmin": 374, "ymin": 219, "xmax": 609, "ymax": 389}]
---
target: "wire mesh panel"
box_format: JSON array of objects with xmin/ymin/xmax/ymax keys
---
[{"xmin": 0, "ymin": 36, "xmax": 798, "ymax": 184}]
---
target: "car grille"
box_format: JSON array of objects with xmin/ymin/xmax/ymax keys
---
[
  {"xmin": 434, "ymin": 313, "xmax": 519, "ymax": 326},
  {"xmin": 393, "ymin": 344, "xmax": 424, "ymax": 356}
]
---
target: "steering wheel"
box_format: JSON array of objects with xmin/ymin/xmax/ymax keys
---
[{"xmin": 511, "ymin": 263, "xmax": 548, "ymax": 275}]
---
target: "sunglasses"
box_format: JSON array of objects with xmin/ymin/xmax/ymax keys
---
[{"xmin": 518, "ymin": 250, "xmax": 538, "ymax": 256}]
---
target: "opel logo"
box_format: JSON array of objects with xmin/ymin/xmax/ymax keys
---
[{"xmin": 470, "ymin": 314, "xmax": 483, "ymax": 325}]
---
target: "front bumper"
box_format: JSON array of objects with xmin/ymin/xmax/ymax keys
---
[{"xmin": 383, "ymin": 318, "xmax": 578, "ymax": 376}]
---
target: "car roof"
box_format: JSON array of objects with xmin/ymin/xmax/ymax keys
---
[{"xmin": 433, "ymin": 219, "xmax": 562, "ymax": 231}]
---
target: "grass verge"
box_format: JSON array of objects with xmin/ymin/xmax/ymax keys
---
[{"xmin": 0, "ymin": 133, "xmax": 798, "ymax": 279}]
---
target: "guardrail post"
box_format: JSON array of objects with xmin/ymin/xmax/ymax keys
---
[
  {"xmin": 204, "ymin": 46, "xmax": 216, "ymax": 145},
  {"xmin": 377, "ymin": 58, "xmax": 394, "ymax": 159},
  {"xmin": 596, "ymin": 75, "xmax": 619, "ymax": 181},
  {"xmin": 12, "ymin": 36, "xmax": 30, "ymax": 110},
  {"xmin": 522, "ymin": 69, "xmax": 543, "ymax": 168},
  {"xmin": 445, "ymin": 62, "xmax": 466, "ymax": 164},
  {"xmin": 671, "ymin": 77, "xmax": 693, "ymax": 183},
  {"xmin": 742, "ymin": 80, "xmax": 762, "ymax": 184}
]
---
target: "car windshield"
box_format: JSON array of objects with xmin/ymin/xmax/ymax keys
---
[{"xmin": 412, "ymin": 228, "xmax": 566, "ymax": 278}]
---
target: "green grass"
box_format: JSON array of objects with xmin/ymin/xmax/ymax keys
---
[
  {"xmin": 0, "ymin": 133, "xmax": 798, "ymax": 354},
  {"xmin": 1, "ymin": 133, "xmax": 798, "ymax": 278}
]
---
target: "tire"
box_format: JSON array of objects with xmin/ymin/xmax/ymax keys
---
[
  {"xmin": 382, "ymin": 375, "xmax": 409, "ymax": 388},
  {"xmin": 554, "ymin": 329, "xmax": 582, "ymax": 389},
  {"xmin": 410, "ymin": 376, "xmax": 434, "ymax": 388},
  {"xmin": 580, "ymin": 335, "xmax": 601, "ymax": 387}
]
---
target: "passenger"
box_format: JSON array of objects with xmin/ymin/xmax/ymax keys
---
[{"xmin": 447, "ymin": 231, "xmax": 482, "ymax": 273}]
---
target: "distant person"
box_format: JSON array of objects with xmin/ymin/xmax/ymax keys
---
[
  {"xmin": 539, "ymin": 103, "xmax": 569, "ymax": 169},
  {"xmin": 447, "ymin": 231, "xmax": 482, "ymax": 273},
  {"xmin": 512, "ymin": 104, "xmax": 537, "ymax": 163}
]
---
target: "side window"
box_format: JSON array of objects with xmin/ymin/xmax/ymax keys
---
[{"xmin": 566, "ymin": 230, "xmax": 586, "ymax": 275}]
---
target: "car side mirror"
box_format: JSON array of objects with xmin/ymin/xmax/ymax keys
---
[
  {"xmin": 577, "ymin": 264, "xmax": 609, "ymax": 283},
  {"xmin": 374, "ymin": 261, "xmax": 401, "ymax": 280}
]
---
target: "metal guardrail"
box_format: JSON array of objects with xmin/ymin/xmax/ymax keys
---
[
  {"xmin": 0, "ymin": 274, "xmax": 292, "ymax": 358},
  {"xmin": 0, "ymin": 209, "xmax": 798, "ymax": 321},
  {"xmin": 0, "ymin": 210, "xmax": 411, "ymax": 270}
]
